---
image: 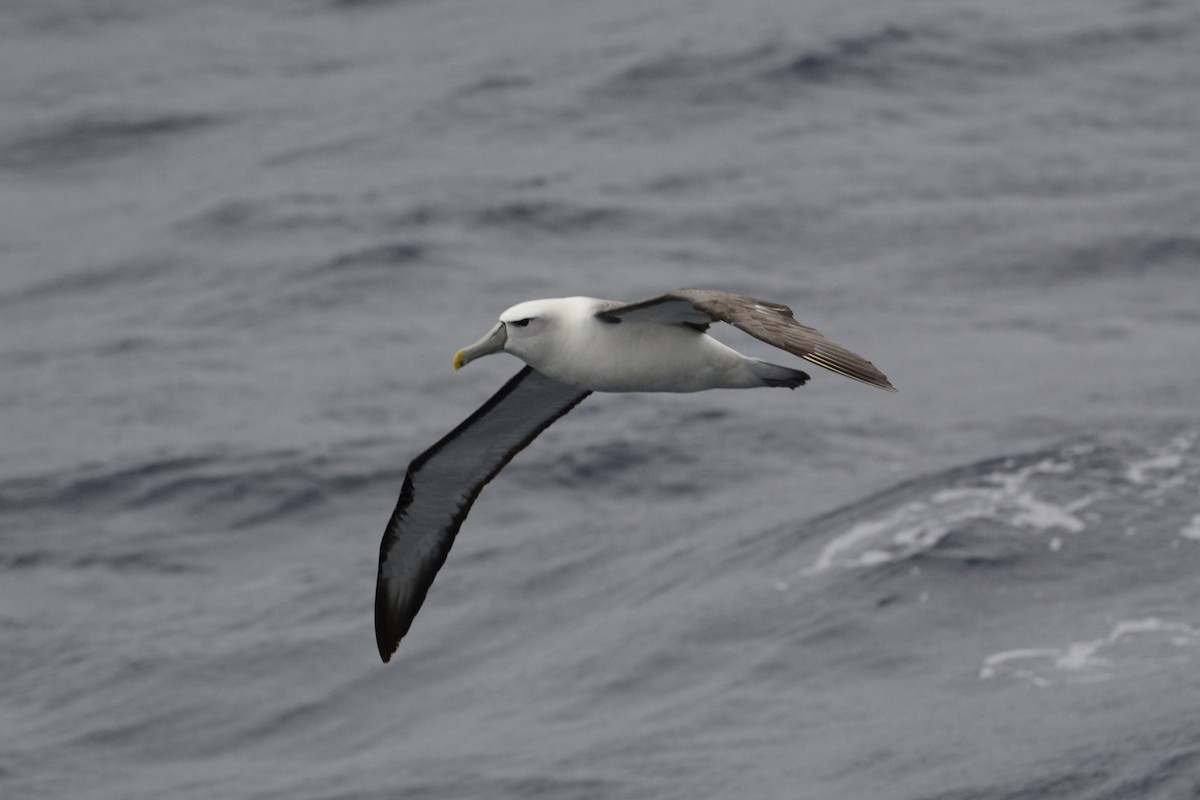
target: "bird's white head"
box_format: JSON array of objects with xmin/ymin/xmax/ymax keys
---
[{"xmin": 453, "ymin": 297, "xmax": 591, "ymax": 372}]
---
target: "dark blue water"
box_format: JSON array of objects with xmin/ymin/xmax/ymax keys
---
[{"xmin": 3, "ymin": 1, "xmax": 1199, "ymax": 797}]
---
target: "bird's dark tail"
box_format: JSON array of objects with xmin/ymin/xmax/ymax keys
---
[{"xmin": 750, "ymin": 360, "xmax": 810, "ymax": 389}]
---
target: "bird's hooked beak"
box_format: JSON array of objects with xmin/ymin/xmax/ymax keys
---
[{"xmin": 453, "ymin": 321, "xmax": 507, "ymax": 371}]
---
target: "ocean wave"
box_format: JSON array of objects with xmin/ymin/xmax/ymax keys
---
[
  {"xmin": 0, "ymin": 257, "xmax": 179, "ymax": 309},
  {"xmin": 172, "ymin": 195, "xmax": 353, "ymax": 239},
  {"xmin": 469, "ymin": 200, "xmax": 634, "ymax": 236},
  {"xmin": 4, "ymin": 0, "xmax": 161, "ymax": 35},
  {"xmin": 806, "ymin": 431, "xmax": 1199, "ymax": 573},
  {"xmin": 981, "ymin": 617, "xmax": 1200, "ymax": 687},
  {"xmin": 303, "ymin": 241, "xmax": 430, "ymax": 283},
  {"xmin": 764, "ymin": 26, "xmax": 925, "ymax": 87},
  {"xmin": 0, "ymin": 446, "xmax": 401, "ymax": 531},
  {"xmin": 592, "ymin": 6, "xmax": 1198, "ymax": 121},
  {"xmin": 0, "ymin": 112, "xmax": 221, "ymax": 173},
  {"xmin": 968, "ymin": 232, "xmax": 1200, "ymax": 290}
]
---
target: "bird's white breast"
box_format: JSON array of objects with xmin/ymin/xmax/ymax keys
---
[{"xmin": 534, "ymin": 314, "xmax": 752, "ymax": 392}]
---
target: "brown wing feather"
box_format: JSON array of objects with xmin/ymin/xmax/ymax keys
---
[{"xmin": 672, "ymin": 289, "xmax": 896, "ymax": 391}]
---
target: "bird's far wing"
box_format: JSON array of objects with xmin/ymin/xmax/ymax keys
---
[
  {"xmin": 375, "ymin": 366, "xmax": 591, "ymax": 662},
  {"xmin": 673, "ymin": 288, "xmax": 896, "ymax": 391},
  {"xmin": 594, "ymin": 294, "xmax": 715, "ymax": 329}
]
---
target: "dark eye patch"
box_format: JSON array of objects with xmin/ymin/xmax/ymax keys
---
[{"xmin": 510, "ymin": 318, "xmax": 533, "ymax": 328}]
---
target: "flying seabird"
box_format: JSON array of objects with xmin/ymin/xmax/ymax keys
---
[{"xmin": 375, "ymin": 288, "xmax": 894, "ymax": 661}]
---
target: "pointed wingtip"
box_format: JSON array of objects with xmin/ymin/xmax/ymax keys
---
[
  {"xmin": 801, "ymin": 341, "xmax": 896, "ymax": 393},
  {"xmin": 841, "ymin": 372, "xmax": 897, "ymax": 392},
  {"xmin": 374, "ymin": 572, "xmax": 402, "ymax": 663},
  {"xmin": 375, "ymin": 612, "xmax": 400, "ymax": 663}
]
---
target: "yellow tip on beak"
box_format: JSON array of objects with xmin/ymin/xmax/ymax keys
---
[{"xmin": 451, "ymin": 321, "xmax": 508, "ymax": 373}]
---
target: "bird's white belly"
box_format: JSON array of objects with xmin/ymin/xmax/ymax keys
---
[{"xmin": 534, "ymin": 322, "xmax": 753, "ymax": 393}]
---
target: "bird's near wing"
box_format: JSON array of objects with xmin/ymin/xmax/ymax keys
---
[
  {"xmin": 597, "ymin": 288, "xmax": 896, "ymax": 391},
  {"xmin": 375, "ymin": 366, "xmax": 591, "ymax": 662}
]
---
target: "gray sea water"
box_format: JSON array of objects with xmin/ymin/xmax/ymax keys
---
[{"xmin": 3, "ymin": 0, "xmax": 1200, "ymax": 797}]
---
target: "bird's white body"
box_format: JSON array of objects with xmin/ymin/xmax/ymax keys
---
[{"xmin": 499, "ymin": 296, "xmax": 771, "ymax": 392}]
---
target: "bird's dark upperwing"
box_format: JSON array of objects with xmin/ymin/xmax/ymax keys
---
[
  {"xmin": 375, "ymin": 366, "xmax": 591, "ymax": 662},
  {"xmin": 598, "ymin": 288, "xmax": 895, "ymax": 392},
  {"xmin": 594, "ymin": 293, "xmax": 715, "ymax": 329}
]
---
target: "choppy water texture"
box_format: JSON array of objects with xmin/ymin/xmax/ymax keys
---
[{"xmin": 3, "ymin": 0, "xmax": 1199, "ymax": 798}]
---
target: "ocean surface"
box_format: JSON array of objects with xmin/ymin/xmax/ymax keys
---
[{"xmin": 2, "ymin": 0, "xmax": 1199, "ymax": 797}]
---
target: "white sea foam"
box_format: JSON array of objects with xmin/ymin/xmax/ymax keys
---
[
  {"xmin": 1182, "ymin": 513, "xmax": 1200, "ymax": 542},
  {"xmin": 1127, "ymin": 452, "xmax": 1183, "ymax": 485},
  {"xmin": 1126, "ymin": 434, "xmax": 1195, "ymax": 494},
  {"xmin": 980, "ymin": 618, "xmax": 1200, "ymax": 686},
  {"xmin": 810, "ymin": 458, "xmax": 1090, "ymax": 572}
]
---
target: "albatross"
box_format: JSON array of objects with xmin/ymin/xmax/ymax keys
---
[{"xmin": 375, "ymin": 288, "xmax": 894, "ymax": 661}]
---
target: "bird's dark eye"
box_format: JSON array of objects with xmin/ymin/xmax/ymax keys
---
[{"xmin": 510, "ymin": 318, "xmax": 532, "ymax": 328}]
